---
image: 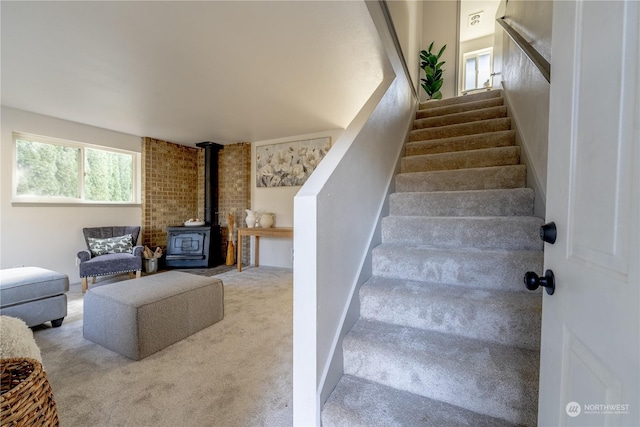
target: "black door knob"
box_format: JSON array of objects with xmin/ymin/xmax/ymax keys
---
[
  {"xmin": 540, "ymin": 222, "xmax": 557, "ymax": 244},
  {"xmin": 524, "ymin": 270, "xmax": 555, "ymax": 295}
]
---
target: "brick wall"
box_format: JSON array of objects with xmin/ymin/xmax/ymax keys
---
[
  {"xmin": 142, "ymin": 138, "xmax": 251, "ymax": 265},
  {"xmin": 219, "ymin": 143, "xmax": 252, "ymax": 265},
  {"xmin": 141, "ymin": 137, "xmax": 200, "ymax": 249}
]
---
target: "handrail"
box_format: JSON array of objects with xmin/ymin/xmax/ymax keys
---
[
  {"xmin": 380, "ymin": 0, "xmax": 419, "ymax": 101},
  {"xmin": 497, "ymin": 17, "xmax": 551, "ymax": 83}
]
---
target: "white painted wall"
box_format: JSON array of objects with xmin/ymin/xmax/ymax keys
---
[
  {"xmin": 503, "ymin": 0, "xmax": 552, "ymax": 62},
  {"xmin": 460, "ymin": 34, "xmax": 494, "ymax": 56},
  {"xmin": 498, "ymin": 0, "xmax": 553, "ymax": 217},
  {"xmin": 492, "ymin": 0, "xmax": 507, "ymax": 89},
  {"xmin": 0, "ymin": 107, "xmax": 142, "ymax": 282},
  {"xmin": 249, "ymin": 129, "xmax": 343, "ymax": 269},
  {"xmin": 421, "ymin": 0, "xmax": 459, "ymax": 100},
  {"xmin": 292, "ymin": 1, "xmax": 416, "ymax": 424},
  {"xmin": 386, "ymin": 0, "xmax": 424, "ymax": 95}
]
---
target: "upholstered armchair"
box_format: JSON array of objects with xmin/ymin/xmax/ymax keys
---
[{"xmin": 77, "ymin": 226, "xmax": 143, "ymax": 293}]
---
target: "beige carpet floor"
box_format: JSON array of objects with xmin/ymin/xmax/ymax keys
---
[{"xmin": 32, "ymin": 267, "xmax": 293, "ymax": 427}]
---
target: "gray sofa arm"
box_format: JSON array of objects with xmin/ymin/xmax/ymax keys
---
[
  {"xmin": 133, "ymin": 246, "xmax": 144, "ymax": 257},
  {"xmin": 77, "ymin": 250, "xmax": 92, "ymax": 262}
]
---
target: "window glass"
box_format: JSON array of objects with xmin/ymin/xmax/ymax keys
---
[
  {"xmin": 465, "ymin": 57, "xmax": 477, "ymax": 91},
  {"xmin": 462, "ymin": 48, "xmax": 493, "ymax": 92},
  {"xmin": 85, "ymin": 148, "xmax": 133, "ymax": 202},
  {"xmin": 478, "ymin": 53, "xmax": 492, "ymax": 88},
  {"xmin": 15, "ymin": 138, "xmax": 80, "ymax": 198},
  {"xmin": 13, "ymin": 132, "xmax": 138, "ymax": 204}
]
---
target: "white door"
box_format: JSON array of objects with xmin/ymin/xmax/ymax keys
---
[{"xmin": 538, "ymin": 1, "xmax": 639, "ymax": 426}]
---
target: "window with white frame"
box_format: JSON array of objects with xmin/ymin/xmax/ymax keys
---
[
  {"xmin": 13, "ymin": 132, "xmax": 140, "ymax": 204},
  {"xmin": 463, "ymin": 48, "xmax": 493, "ymax": 92}
]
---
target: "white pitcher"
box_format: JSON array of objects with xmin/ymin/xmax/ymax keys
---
[{"xmin": 245, "ymin": 210, "xmax": 256, "ymax": 228}]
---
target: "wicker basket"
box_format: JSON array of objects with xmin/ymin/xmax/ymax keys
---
[{"xmin": 0, "ymin": 358, "xmax": 59, "ymax": 426}]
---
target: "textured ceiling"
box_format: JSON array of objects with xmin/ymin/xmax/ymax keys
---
[{"xmin": 1, "ymin": 1, "xmax": 388, "ymax": 146}]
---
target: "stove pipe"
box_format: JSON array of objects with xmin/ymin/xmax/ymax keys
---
[{"xmin": 195, "ymin": 141, "xmax": 223, "ymax": 225}]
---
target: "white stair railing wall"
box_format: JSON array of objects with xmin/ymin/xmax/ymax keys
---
[{"xmin": 292, "ymin": 2, "xmax": 418, "ymax": 425}]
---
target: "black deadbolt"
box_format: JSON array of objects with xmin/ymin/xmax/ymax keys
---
[{"xmin": 540, "ymin": 222, "xmax": 557, "ymax": 244}]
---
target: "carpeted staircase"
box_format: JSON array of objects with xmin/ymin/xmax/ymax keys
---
[{"xmin": 322, "ymin": 90, "xmax": 543, "ymax": 426}]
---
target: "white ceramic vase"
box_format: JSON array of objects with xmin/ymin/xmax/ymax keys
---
[
  {"xmin": 259, "ymin": 213, "xmax": 274, "ymax": 228},
  {"xmin": 245, "ymin": 210, "xmax": 256, "ymax": 228}
]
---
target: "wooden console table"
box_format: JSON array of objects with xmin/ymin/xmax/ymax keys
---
[{"xmin": 236, "ymin": 227, "xmax": 294, "ymax": 272}]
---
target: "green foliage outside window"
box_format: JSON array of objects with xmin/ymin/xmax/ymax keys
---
[
  {"xmin": 85, "ymin": 149, "xmax": 133, "ymax": 202},
  {"xmin": 16, "ymin": 139, "xmax": 80, "ymax": 198}
]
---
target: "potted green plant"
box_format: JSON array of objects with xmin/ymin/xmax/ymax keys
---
[{"xmin": 420, "ymin": 42, "xmax": 447, "ymax": 100}]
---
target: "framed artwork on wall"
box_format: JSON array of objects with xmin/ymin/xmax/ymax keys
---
[{"xmin": 256, "ymin": 137, "xmax": 331, "ymax": 188}]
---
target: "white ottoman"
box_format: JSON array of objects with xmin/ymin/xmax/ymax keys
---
[{"xmin": 83, "ymin": 271, "xmax": 224, "ymax": 360}]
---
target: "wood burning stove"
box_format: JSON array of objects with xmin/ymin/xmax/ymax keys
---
[
  {"xmin": 165, "ymin": 142, "xmax": 223, "ymax": 269},
  {"xmin": 165, "ymin": 225, "xmax": 220, "ymax": 268}
]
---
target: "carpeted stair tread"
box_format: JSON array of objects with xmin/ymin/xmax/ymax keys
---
[
  {"xmin": 401, "ymin": 146, "xmax": 520, "ymax": 173},
  {"xmin": 389, "ymin": 188, "xmax": 535, "ymax": 217},
  {"xmin": 419, "ymin": 90, "xmax": 501, "ymax": 110},
  {"xmin": 410, "ymin": 117, "xmax": 511, "ymax": 142},
  {"xmin": 406, "ymin": 130, "xmax": 516, "ymax": 157},
  {"xmin": 360, "ymin": 276, "xmax": 541, "ymax": 350},
  {"xmin": 413, "ymin": 106, "xmax": 507, "ymax": 130},
  {"xmin": 322, "ymin": 375, "xmax": 518, "ymax": 427},
  {"xmin": 372, "ymin": 244, "xmax": 543, "ymax": 291},
  {"xmin": 343, "ymin": 319, "xmax": 539, "ymax": 425},
  {"xmin": 381, "ymin": 216, "xmax": 543, "ymax": 250},
  {"xmin": 416, "ymin": 97, "xmax": 504, "ymax": 119},
  {"xmin": 396, "ymin": 165, "xmax": 527, "ymax": 192}
]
